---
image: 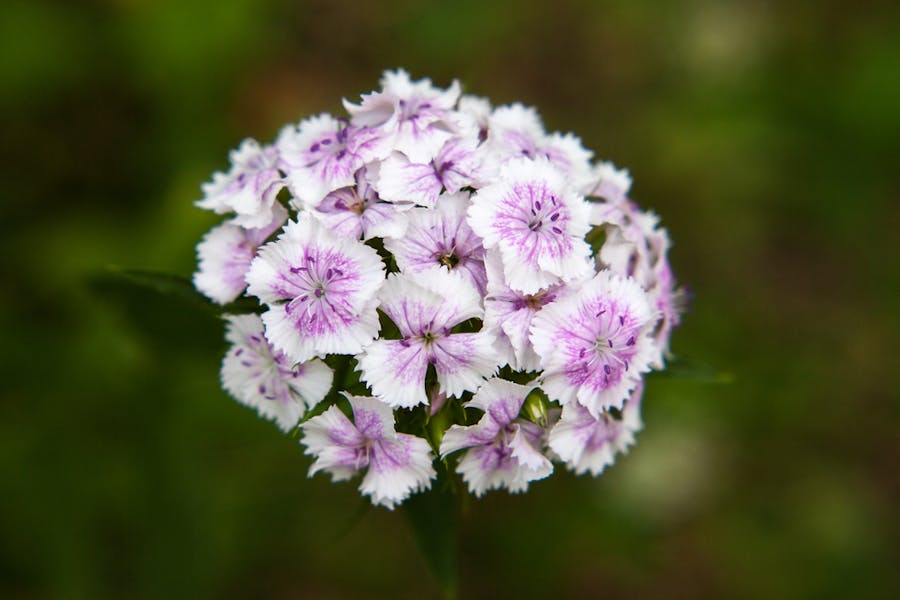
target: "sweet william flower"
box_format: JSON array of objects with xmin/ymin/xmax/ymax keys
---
[
  {"xmin": 245, "ymin": 216, "xmax": 385, "ymax": 363},
  {"xmin": 384, "ymin": 191, "xmax": 487, "ymax": 295},
  {"xmin": 196, "ymin": 138, "xmax": 286, "ymax": 230},
  {"xmin": 193, "ymin": 204, "xmax": 287, "ymax": 305},
  {"xmin": 300, "ymin": 394, "xmax": 436, "ymax": 509},
  {"xmin": 530, "ymin": 270, "xmax": 656, "ymax": 415},
  {"xmin": 344, "ymin": 69, "xmax": 461, "ymax": 164},
  {"xmin": 221, "ymin": 314, "xmax": 333, "ymax": 431},
  {"xmin": 482, "ymin": 251, "xmax": 572, "ymax": 372},
  {"xmin": 593, "ymin": 204, "xmax": 686, "ymax": 368},
  {"xmin": 194, "ymin": 69, "xmax": 687, "ymax": 509},
  {"xmin": 549, "ymin": 382, "xmax": 643, "ymax": 475},
  {"xmin": 468, "ymin": 157, "xmax": 593, "ymax": 294},
  {"xmin": 440, "ymin": 377, "xmax": 553, "ymax": 496},
  {"xmin": 312, "ymin": 167, "xmax": 408, "ymax": 241},
  {"xmin": 276, "ymin": 114, "xmax": 389, "ymax": 209},
  {"xmin": 484, "ymin": 104, "xmax": 594, "ymax": 185},
  {"xmin": 357, "ymin": 269, "xmax": 498, "ymax": 408}
]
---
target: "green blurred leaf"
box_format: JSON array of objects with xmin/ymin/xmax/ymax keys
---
[
  {"xmin": 101, "ymin": 266, "xmax": 208, "ymax": 304},
  {"xmin": 86, "ymin": 267, "xmax": 223, "ymax": 353},
  {"xmin": 656, "ymin": 354, "xmax": 733, "ymax": 383}
]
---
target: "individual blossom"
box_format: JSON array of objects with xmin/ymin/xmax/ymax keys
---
[
  {"xmin": 344, "ymin": 69, "xmax": 461, "ymax": 164},
  {"xmin": 374, "ymin": 136, "xmax": 483, "ymax": 207},
  {"xmin": 593, "ymin": 206, "xmax": 685, "ymax": 367},
  {"xmin": 196, "ymin": 138, "xmax": 286, "ymax": 230},
  {"xmin": 548, "ymin": 382, "xmax": 643, "ymax": 475},
  {"xmin": 193, "ymin": 204, "xmax": 287, "ymax": 304},
  {"xmin": 300, "ymin": 394, "xmax": 436, "ymax": 509},
  {"xmin": 484, "ymin": 104, "xmax": 594, "ymax": 185},
  {"xmin": 482, "ymin": 251, "xmax": 570, "ymax": 372},
  {"xmin": 468, "ymin": 157, "xmax": 593, "ymax": 294},
  {"xmin": 440, "ymin": 377, "xmax": 552, "ymax": 496},
  {"xmin": 384, "ymin": 192, "xmax": 487, "ymax": 294},
  {"xmin": 583, "ymin": 160, "xmax": 633, "ymax": 203},
  {"xmin": 313, "ymin": 167, "xmax": 407, "ymax": 241},
  {"xmin": 221, "ymin": 313, "xmax": 333, "ymax": 431},
  {"xmin": 276, "ymin": 113, "xmax": 389, "ymax": 209},
  {"xmin": 357, "ymin": 269, "xmax": 497, "ymax": 408},
  {"xmin": 245, "ymin": 216, "xmax": 385, "ymax": 363},
  {"xmin": 530, "ymin": 270, "xmax": 656, "ymax": 415}
]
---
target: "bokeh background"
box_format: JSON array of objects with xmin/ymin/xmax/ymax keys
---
[{"xmin": 2, "ymin": 0, "xmax": 898, "ymax": 598}]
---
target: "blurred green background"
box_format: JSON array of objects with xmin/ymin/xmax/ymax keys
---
[{"xmin": 1, "ymin": 0, "xmax": 898, "ymax": 597}]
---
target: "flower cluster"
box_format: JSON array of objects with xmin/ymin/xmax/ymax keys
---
[{"xmin": 194, "ymin": 70, "xmax": 685, "ymax": 509}]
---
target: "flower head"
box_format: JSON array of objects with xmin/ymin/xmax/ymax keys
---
[
  {"xmin": 196, "ymin": 69, "xmax": 686, "ymax": 508},
  {"xmin": 300, "ymin": 394, "xmax": 436, "ymax": 509},
  {"xmin": 221, "ymin": 314, "xmax": 333, "ymax": 431},
  {"xmin": 440, "ymin": 377, "xmax": 553, "ymax": 496}
]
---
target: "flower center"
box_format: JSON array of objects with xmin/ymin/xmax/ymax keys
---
[
  {"xmin": 348, "ymin": 189, "xmax": 367, "ymax": 215},
  {"xmin": 438, "ymin": 253, "xmax": 460, "ymax": 268}
]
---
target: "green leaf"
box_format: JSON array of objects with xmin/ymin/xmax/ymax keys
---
[
  {"xmin": 100, "ymin": 266, "xmax": 209, "ymax": 305},
  {"xmin": 95, "ymin": 266, "xmax": 261, "ymax": 315},
  {"xmin": 402, "ymin": 468, "xmax": 459, "ymax": 599}
]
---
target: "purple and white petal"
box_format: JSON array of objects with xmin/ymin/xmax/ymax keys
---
[
  {"xmin": 194, "ymin": 205, "xmax": 288, "ymax": 304},
  {"xmin": 374, "ymin": 152, "xmax": 444, "ymax": 207},
  {"xmin": 246, "ymin": 216, "xmax": 385, "ymax": 363},
  {"xmin": 299, "ymin": 404, "xmax": 366, "ymax": 481},
  {"xmin": 355, "ymin": 338, "xmax": 430, "ymax": 408},
  {"xmin": 457, "ymin": 95, "xmax": 492, "ymax": 144},
  {"xmin": 485, "ymin": 103, "xmax": 546, "ymax": 164},
  {"xmin": 431, "ymin": 332, "xmax": 498, "ymax": 399},
  {"xmin": 385, "ymin": 192, "xmax": 487, "ymax": 294},
  {"xmin": 374, "ymin": 138, "xmax": 482, "ymax": 207},
  {"xmin": 360, "ymin": 433, "xmax": 436, "ymax": 509},
  {"xmin": 432, "ymin": 137, "xmax": 484, "ymax": 193},
  {"xmin": 509, "ymin": 421, "xmax": 554, "ymax": 475},
  {"xmin": 530, "ymin": 270, "xmax": 656, "ymax": 415},
  {"xmin": 549, "ymin": 382, "xmax": 643, "ymax": 475},
  {"xmin": 221, "ymin": 313, "xmax": 333, "ymax": 431},
  {"xmin": 583, "ymin": 160, "xmax": 633, "ymax": 202},
  {"xmin": 542, "ymin": 132, "xmax": 594, "ymax": 187},
  {"xmin": 468, "ymin": 157, "xmax": 593, "ymax": 294},
  {"xmin": 196, "ymin": 138, "xmax": 286, "ymax": 230}
]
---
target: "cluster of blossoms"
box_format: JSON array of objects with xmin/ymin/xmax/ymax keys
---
[{"xmin": 194, "ymin": 70, "xmax": 685, "ymax": 509}]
